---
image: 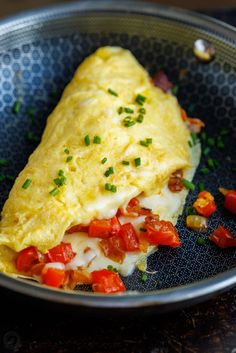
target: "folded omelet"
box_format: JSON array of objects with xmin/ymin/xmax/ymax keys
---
[{"xmin": 0, "ymin": 47, "xmax": 200, "ymax": 277}]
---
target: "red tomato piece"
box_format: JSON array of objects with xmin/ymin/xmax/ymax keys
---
[
  {"xmin": 16, "ymin": 246, "xmax": 39, "ymax": 272},
  {"xmin": 120, "ymin": 198, "xmax": 152, "ymax": 217},
  {"xmin": 100, "ymin": 235, "xmax": 126, "ymax": 264},
  {"xmin": 193, "ymin": 191, "xmax": 217, "ymax": 217},
  {"xmin": 91, "ymin": 269, "xmax": 126, "ymax": 294},
  {"xmin": 209, "ymin": 226, "xmax": 236, "ymax": 248},
  {"xmin": 66, "ymin": 224, "xmax": 89, "ymax": 234},
  {"xmin": 88, "ymin": 217, "xmax": 121, "ymax": 238},
  {"xmin": 119, "ymin": 223, "xmax": 139, "ymax": 251},
  {"xmin": 145, "ymin": 218, "xmax": 181, "ymax": 248},
  {"xmin": 47, "ymin": 242, "xmax": 75, "ymax": 264},
  {"xmin": 224, "ymin": 191, "xmax": 236, "ymax": 215},
  {"xmin": 42, "ymin": 267, "xmax": 66, "ymax": 288},
  {"xmin": 168, "ymin": 169, "xmax": 184, "ymax": 193}
]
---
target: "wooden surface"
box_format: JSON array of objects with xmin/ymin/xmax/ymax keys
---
[
  {"xmin": 0, "ymin": 0, "xmax": 236, "ymax": 18},
  {"xmin": 0, "ymin": 7, "xmax": 235, "ymax": 353}
]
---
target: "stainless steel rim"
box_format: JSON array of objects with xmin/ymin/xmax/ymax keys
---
[{"xmin": 0, "ymin": 0, "xmax": 235, "ymax": 308}]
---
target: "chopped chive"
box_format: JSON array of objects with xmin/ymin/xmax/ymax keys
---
[
  {"xmin": 140, "ymin": 140, "xmax": 149, "ymax": 147},
  {"xmin": 64, "ymin": 148, "xmax": 70, "ymax": 154},
  {"xmin": 108, "ymin": 88, "xmax": 118, "ymax": 97},
  {"xmin": 12, "ymin": 100, "xmax": 21, "ymax": 114},
  {"xmin": 135, "ymin": 94, "xmax": 146, "ymax": 106},
  {"xmin": 66, "ymin": 156, "xmax": 73, "ymax": 163},
  {"xmin": 93, "ymin": 135, "xmax": 101, "ymax": 144},
  {"xmin": 0, "ymin": 159, "xmax": 8, "ymax": 166},
  {"xmin": 105, "ymin": 183, "xmax": 117, "ymax": 192},
  {"xmin": 188, "ymin": 140, "xmax": 193, "ymax": 148},
  {"xmin": 122, "ymin": 160, "xmax": 130, "ymax": 165},
  {"xmin": 200, "ymin": 167, "xmax": 210, "ymax": 174},
  {"xmin": 26, "ymin": 131, "xmax": 40, "ymax": 143},
  {"xmin": 141, "ymin": 273, "xmax": 148, "ymax": 283},
  {"xmin": 220, "ymin": 128, "xmax": 229, "ymax": 136},
  {"xmin": 0, "ymin": 174, "xmax": 5, "ymax": 182},
  {"xmin": 198, "ymin": 182, "xmax": 205, "ymax": 192},
  {"xmin": 185, "ymin": 206, "xmax": 197, "ymax": 216},
  {"xmin": 140, "ymin": 227, "xmax": 147, "ymax": 232},
  {"xmin": 146, "ymin": 138, "xmax": 152, "ymax": 144},
  {"xmin": 101, "ymin": 158, "xmax": 107, "ymax": 164},
  {"xmin": 124, "ymin": 107, "xmax": 134, "ymax": 114},
  {"xmin": 58, "ymin": 169, "xmax": 64, "ymax": 177},
  {"xmin": 217, "ymin": 140, "xmax": 225, "ymax": 149},
  {"xmin": 212, "ymin": 159, "xmax": 219, "ymax": 167},
  {"xmin": 118, "ymin": 107, "xmax": 123, "ymax": 114},
  {"xmin": 203, "ymin": 147, "xmax": 210, "ymax": 156},
  {"xmin": 111, "ymin": 185, "xmax": 117, "ymax": 193},
  {"xmin": 107, "ymin": 265, "xmax": 118, "ymax": 273},
  {"xmin": 124, "ymin": 120, "xmax": 136, "ymax": 127},
  {"xmin": 104, "ymin": 167, "xmax": 114, "ymax": 177},
  {"xmin": 136, "ymin": 114, "xmax": 144, "ymax": 123},
  {"xmin": 207, "ymin": 137, "xmax": 215, "ymax": 147},
  {"xmin": 134, "ymin": 157, "xmax": 141, "ymax": 167},
  {"xmin": 26, "ymin": 107, "xmax": 37, "ymax": 118},
  {"xmin": 191, "ymin": 132, "xmax": 198, "ymax": 145},
  {"xmin": 49, "ymin": 187, "xmax": 59, "ymax": 196},
  {"xmin": 84, "ymin": 135, "xmax": 90, "ymax": 146},
  {"xmin": 196, "ymin": 237, "xmax": 206, "ymax": 246},
  {"xmin": 139, "ymin": 107, "xmax": 146, "ymax": 114},
  {"xmin": 171, "ymin": 85, "xmax": 179, "ymax": 95},
  {"xmin": 54, "ymin": 176, "xmax": 66, "ymax": 187},
  {"xmin": 22, "ymin": 178, "xmax": 32, "ymax": 189},
  {"xmin": 207, "ymin": 158, "xmax": 216, "ymax": 169},
  {"xmin": 182, "ymin": 178, "xmax": 195, "ymax": 191},
  {"xmin": 200, "ymin": 131, "xmax": 207, "ymax": 141}
]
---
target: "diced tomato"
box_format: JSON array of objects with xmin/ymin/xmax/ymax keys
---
[
  {"xmin": 30, "ymin": 263, "xmax": 45, "ymax": 276},
  {"xmin": 145, "ymin": 217, "xmax": 181, "ymax": 248},
  {"xmin": 119, "ymin": 198, "xmax": 152, "ymax": 217},
  {"xmin": 224, "ymin": 190, "xmax": 236, "ymax": 215},
  {"xmin": 100, "ymin": 235, "xmax": 125, "ymax": 264},
  {"xmin": 68, "ymin": 270, "xmax": 92, "ymax": 289},
  {"xmin": 47, "ymin": 242, "xmax": 75, "ymax": 264},
  {"xmin": 137, "ymin": 231, "xmax": 149, "ymax": 253},
  {"xmin": 151, "ymin": 70, "xmax": 173, "ymax": 92},
  {"xmin": 66, "ymin": 224, "xmax": 89, "ymax": 234},
  {"xmin": 168, "ymin": 169, "xmax": 184, "ymax": 193},
  {"xmin": 91, "ymin": 269, "xmax": 126, "ymax": 294},
  {"xmin": 119, "ymin": 223, "xmax": 139, "ymax": 251},
  {"xmin": 16, "ymin": 246, "xmax": 39, "ymax": 272},
  {"xmin": 42, "ymin": 267, "xmax": 66, "ymax": 288},
  {"xmin": 209, "ymin": 226, "xmax": 236, "ymax": 248},
  {"xmin": 88, "ymin": 216, "xmax": 121, "ymax": 238},
  {"xmin": 181, "ymin": 108, "xmax": 205, "ymax": 133},
  {"xmin": 193, "ymin": 191, "xmax": 217, "ymax": 217}
]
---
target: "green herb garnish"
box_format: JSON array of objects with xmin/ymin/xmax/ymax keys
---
[
  {"xmin": 139, "ymin": 107, "xmax": 146, "ymax": 114},
  {"xmin": 188, "ymin": 141, "xmax": 193, "ymax": 148},
  {"xmin": 64, "ymin": 148, "xmax": 70, "ymax": 154},
  {"xmin": 122, "ymin": 160, "xmax": 130, "ymax": 165},
  {"xmin": 196, "ymin": 237, "xmax": 206, "ymax": 246},
  {"xmin": 101, "ymin": 158, "xmax": 107, "ymax": 164},
  {"xmin": 58, "ymin": 169, "xmax": 64, "ymax": 177},
  {"xmin": 84, "ymin": 135, "xmax": 90, "ymax": 146},
  {"xmin": 203, "ymin": 147, "xmax": 210, "ymax": 156},
  {"xmin": 182, "ymin": 178, "xmax": 195, "ymax": 191},
  {"xmin": 12, "ymin": 101, "xmax": 21, "ymax": 114},
  {"xmin": 207, "ymin": 137, "xmax": 215, "ymax": 147},
  {"xmin": 49, "ymin": 187, "xmax": 59, "ymax": 196},
  {"xmin": 200, "ymin": 167, "xmax": 210, "ymax": 174},
  {"xmin": 191, "ymin": 132, "xmax": 198, "ymax": 145},
  {"xmin": 171, "ymin": 85, "xmax": 179, "ymax": 95},
  {"xmin": 22, "ymin": 178, "xmax": 32, "ymax": 189},
  {"xmin": 118, "ymin": 107, "xmax": 124, "ymax": 115},
  {"xmin": 185, "ymin": 206, "xmax": 197, "ymax": 216},
  {"xmin": 217, "ymin": 140, "xmax": 225, "ymax": 149},
  {"xmin": 66, "ymin": 156, "xmax": 73, "ymax": 163},
  {"xmin": 135, "ymin": 94, "xmax": 146, "ymax": 106},
  {"xmin": 54, "ymin": 176, "xmax": 66, "ymax": 187},
  {"xmin": 107, "ymin": 265, "xmax": 118, "ymax": 273},
  {"xmin": 108, "ymin": 88, "xmax": 118, "ymax": 97},
  {"xmin": 124, "ymin": 107, "xmax": 134, "ymax": 114},
  {"xmin": 0, "ymin": 159, "xmax": 8, "ymax": 167},
  {"xmin": 104, "ymin": 167, "xmax": 114, "ymax": 177},
  {"xmin": 207, "ymin": 158, "xmax": 217, "ymax": 169},
  {"xmin": 134, "ymin": 157, "xmax": 141, "ymax": 167},
  {"xmin": 141, "ymin": 273, "xmax": 148, "ymax": 283},
  {"xmin": 105, "ymin": 183, "xmax": 117, "ymax": 193},
  {"xmin": 200, "ymin": 131, "xmax": 207, "ymax": 141},
  {"xmin": 93, "ymin": 136, "xmax": 101, "ymax": 144},
  {"xmin": 136, "ymin": 114, "xmax": 144, "ymax": 123},
  {"xmin": 198, "ymin": 182, "xmax": 205, "ymax": 192}
]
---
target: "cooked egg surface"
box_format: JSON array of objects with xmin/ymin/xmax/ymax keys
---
[{"xmin": 0, "ymin": 46, "xmax": 191, "ymax": 258}]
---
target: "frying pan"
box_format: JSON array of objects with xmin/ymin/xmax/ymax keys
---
[{"xmin": 0, "ymin": 0, "xmax": 235, "ymax": 312}]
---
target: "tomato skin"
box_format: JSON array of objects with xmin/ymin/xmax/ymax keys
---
[
  {"xmin": 145, "ymin": 219, "xmax": 181, "ymax": 248},
  {"xmin": 16, "ymin": 246, "xmax": 39, "ymax": 272},
  {"xmin": 193, "ymin": 191, "xmax": 217, "ymax": 217},
  {"xmin": 119, "ymin": 223, "xmax": 139, "ymax": 251},
  {"xmin": 66, "ymin": 224, "xmax": 89, "ymax": 234},
  {"xmin": 88, "ymin": 217, "xmax": 121, "ymax": 238},
  {"xmin": 224, "ymin": 191, "xmax": 236, "ymax": 215},
  {"xmin": 100, "ymin": 235, "xmax": 125, "ymax": 264},
  {"xmin": 120, "ymin": 198, "xmax": 152, "ymax": 217},
  {"xmin": 42, "ymin": 267, "xmax": 66, "ymax": 288},
  {"xmin": 47, "ymin": 242, "xmax": 75, "ymax": 264},
  {"xmin": 91, "ymin": 269, "xmax": 126, "ymax": 294},
  {"xmin": 209, "ymin": 226, "xmax": 236, "ymax": 248}
]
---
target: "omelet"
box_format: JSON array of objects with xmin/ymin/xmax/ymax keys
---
[{"xmin": 0, "ymin": 47, "xmax": 200, "ymax": 281}]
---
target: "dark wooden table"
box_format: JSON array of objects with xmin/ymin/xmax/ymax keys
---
[{"xmin": 0, "ymin": 8, "xmax": 236, "ymax": 353}]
